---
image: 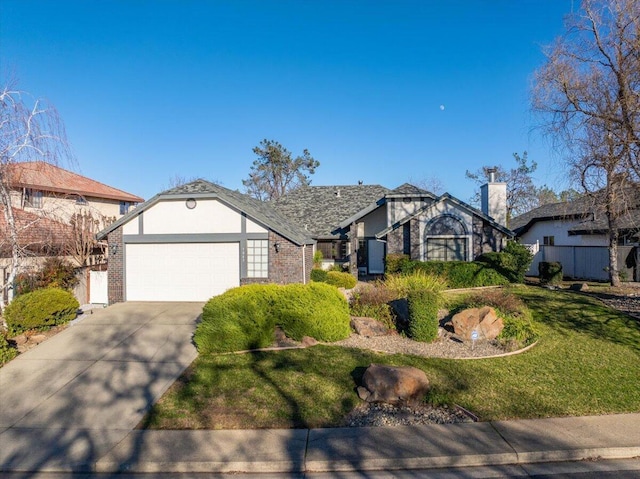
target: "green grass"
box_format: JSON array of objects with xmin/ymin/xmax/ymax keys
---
[{"xmin": 144, "ymin": 285, "xmax": 640, "ymax": 428}]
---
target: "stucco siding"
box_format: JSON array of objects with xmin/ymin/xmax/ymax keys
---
[
  {"xmin": 362, "ymin": 205, "xmax": 387, "ymax": 236},
  {"xmin": 142, "ymin": 199, "xmax": 242, "ymax": 234},
  {"xmin": 519, "ymin": 220, "xmax": 608, "ymax": 247}
]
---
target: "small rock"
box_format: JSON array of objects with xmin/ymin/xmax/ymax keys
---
[
  {"xmin": 29, "ymin": 334, "xmax": 47, "ymax": 344},
  {"xmin": 13, "ymin": 335, "xmax": 28, "ymax": 346},
  {"xmin": 301, "ymin": 336, "xmax": 318, "ymax": 347},
  {"xmin": 451, "ymin": 307, "xmax": 503, "ymax": 341},
  {"xmin": 350, "ymin": 317, "xmax": 390, "ymax": 337},
  {"xmin": 570, "ymin": 283, "xmax": 589, "ymax": 291}
]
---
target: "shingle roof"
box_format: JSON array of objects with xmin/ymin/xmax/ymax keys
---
[
  {"xmin": 0, "ymin": 208, "xmax": 72, "ymax": 255},
  {"xmin": 510, "ymin": 196, "xmax": 602, "ymax": 234},
  {"xmin": 98, "ymin": 179, "xmax": 314, "ymax": 245},
  {"xmin": 272, "ymin": 185, "xmax": 390, "ymax": 238},
  {"xmin": 8, "ymin": 162, "xmax": 143, "ymax": 203},
  {"xmin": 388, "ymin": 183, "xmax": 434, "ymax": 197}
]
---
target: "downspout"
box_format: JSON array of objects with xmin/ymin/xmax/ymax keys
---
[{"xmin": 302, "ymin": 244, "xmax": 307, "ymax": 284}]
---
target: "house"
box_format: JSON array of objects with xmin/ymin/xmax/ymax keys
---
[
  {"xmin": 511, "ymin": 195, "xmax": 640, "ymax": 281},
  {"xmin": 273, "ymin": 181, "xmax": 513, "ymax": 276},
  {"xmin": 1, "ymin": 161, "xmax": 144, "ymax": 303},
  {"xmin": 97, "ymin": 180, "xmax": 315, "ymax": 303},
  {"xmin": 99, "ymin": 178, "xmax": 512, "ymax": 304}
]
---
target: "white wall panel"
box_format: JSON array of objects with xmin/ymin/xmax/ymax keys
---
[{"xmin": 143, "ymin": 199, "xmax": 242, "ymax": 234}]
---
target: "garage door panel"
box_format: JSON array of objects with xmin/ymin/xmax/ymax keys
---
[{"xmin": 126, "ymin": 243, "xmax": 239, "ymax": 301}]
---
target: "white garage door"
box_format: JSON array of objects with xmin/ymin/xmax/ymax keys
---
[{"xmin": 125, "ymin": 243, "xmax": 240, "ymax": 301}]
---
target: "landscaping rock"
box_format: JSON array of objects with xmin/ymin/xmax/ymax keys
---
[
  {"xmin": 350, "ymin": 317, "xmax": 390, "ymax": 337},
  {"xmin": 451, "ymin": 307, "xmax": 504, "ymax": 341},
  {"xmin": 570, "ymin": 282, "xmax": 589, "ymax": 292},
  {"xmin": 301, "ymin": 336, "xmax": 318, "ymax": 347},
  {"xmin": 357, "ymin": 363, "xmax": 430, "ymax": 406}
]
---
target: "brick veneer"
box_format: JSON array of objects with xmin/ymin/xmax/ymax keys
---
[
  {"xmin": 263, "ymin": 230, "xmax": 312, "ymax": 284},
  {"xmin": 106, "ymin": 227, "xmax": 124, "ymax": 304}
]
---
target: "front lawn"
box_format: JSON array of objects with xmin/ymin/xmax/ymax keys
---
[{"xmin": 143, "ymin": 285, "xmax": 640, "ymax": 429}]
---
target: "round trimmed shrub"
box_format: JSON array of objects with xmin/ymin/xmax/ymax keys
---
[
  {"xmin": 539, "ymin": 261, "xmax": 563, "ymax": 285},
  {"xmin": 4, "ymin": 288, "xmax": 79, "ymax": 335},
  {"xmin": 194, "ymin": 284, "xmax": 279, "ymax": 354},
  {"xmin": 310, "ymin": 268, "xmax": 328, "ymax": 283},
  {"xmin": 275, "ymin": 282, "xmax": 351, "ymax": 342},
  {"xmin": 407, "ymin": 289, "xmax": 441, "ymax": 343},
  {"xmin": 325, "ymin": 271, "xmax": 357, "ymax": 289}
]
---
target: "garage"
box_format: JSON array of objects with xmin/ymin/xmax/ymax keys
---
[{"xmin": 125, "ymin": 242, "xmax": 240, "ymax": 302}]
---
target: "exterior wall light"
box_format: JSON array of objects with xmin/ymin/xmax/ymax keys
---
[
  {"xmin": 109, "ymin": 243, "xmax": 119, "ymax": 256},
  {"xmin": 274, "ymin": 242, "xmax": 281, "ymax": 253}
]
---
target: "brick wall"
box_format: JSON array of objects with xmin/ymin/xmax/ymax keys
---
[
  {"xmin": 106, "ymin": 227, "xmax": 124, "ymax": 304},
  {"xmin": 472, "ymin": 216, "xmax": 506, "ymax": 258},
  {"xmin": 387, "ymin": 228, "xmax": 403, "ymax": 255},
  {"xmin": 265, "ymin": 231, "xmax": 312, "ymax": 284}
]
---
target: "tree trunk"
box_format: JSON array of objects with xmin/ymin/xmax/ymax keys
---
[{"xmin": 0, "ymin": 180, "xmax": 20, "ymax": 319}]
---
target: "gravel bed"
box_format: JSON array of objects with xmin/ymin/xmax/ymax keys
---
[
  {"xmin": 331, "ymin": 331, "xmax": 507, "ymax": 359},
  {"xmin": 342, "ymin": 402, "xmax": 474, "ymax": 427}
]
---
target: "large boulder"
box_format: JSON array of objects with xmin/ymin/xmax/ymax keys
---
[
  {"xmin": 350, "ymin": 317, "xmax": 390, "ymax": 337},
  {"xmin": 357, "ymin": 364, "xmax": 430, "ymax": 406},
  {"xmin": 451, "ymin": 306, "xmax": 504, "ymax": 341}
]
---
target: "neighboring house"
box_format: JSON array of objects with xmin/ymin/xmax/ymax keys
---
[
  {"xmin": 98, "ymin": 178, "xmax": 512, "ymax": 304},
  {"xmin": 511, "ymin": 196, "xmax": 640, "ymax": 281},
  {"xmin": 1, "ymin": 161, "xmax": 144, "ymax": 303}
]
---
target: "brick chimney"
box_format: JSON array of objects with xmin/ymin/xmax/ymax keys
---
[{"xmin": 480, "ymin": 168, "xmax": 507, "ymax": 226}]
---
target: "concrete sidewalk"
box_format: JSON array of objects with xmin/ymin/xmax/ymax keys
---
[{"xmin": 94, "ymin": 413, "xmax": 640, "ymax": 474}]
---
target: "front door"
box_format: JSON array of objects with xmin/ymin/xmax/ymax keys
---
[{"xmin": 367, "ymin": 239, "xmax": 385, "ymax": 274}]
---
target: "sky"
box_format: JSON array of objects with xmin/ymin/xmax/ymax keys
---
[{"xmin": 1, "ymin": 0, "xmax": 576, "ymax": 203}]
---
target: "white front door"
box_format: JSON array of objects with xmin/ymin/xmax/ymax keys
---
[{"xmin": 367, "ymin": 239, "xmax": 385, "ymax": 274}]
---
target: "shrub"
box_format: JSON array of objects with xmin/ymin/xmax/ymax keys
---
[
  {"xmin": 14, "ymin": 258, "xmax": 79, "ymax": 296},
  {"xmin": 194, "ymin": 282, "xmax": 351, "ymax": 353},
  {"xmin": 385, "ymin": 254, "xmax": 411, "ymax": 274},
  {"xmin": 310, "ymin": 268, "xmax": 328, "ymax": 283},
  {"xmin": 475, "ymin": 252, "xmax": 519, "ymax": 282},
  {"xmin": 4, "ymin": 288, "xmax": 79, "ymax": 335},
  {"xmin": 0, "ymin": 334, "xmax": 17, "ymax": 365},
  {"xmin": 384, "ymin": 271, "xmax": 447, "ymax": 298},
  {"xmin": 539, "ymin": 261, "xmax": 563, "ymax": 285},
  {"xmin": 407, "ymin": 289, "xmax": 441, "ymax": 342},
  {"xmin": 313, "ymin": 250, "xmax": 323, "ymax": 268},
  {"xmin": 194, "ymin": 284, "xmax": 278, "ymax": 354},
  {"xmin": 411, "ymin": 261, "xmax": 510, "ymax": 288},
  {"xmin": 275, "ymin": 282, "xmax": 351, "ymax": 342},
  {"xmin": 503, "ymin": 241, "xmax": 534, "ymax": 282},
  {"xmin": 349, "ymin": 282, "xmax": 396, "ymax": 329},
  {"xmin": 325, "ymin": 271, "xmax": 357, "ymax": 289}
]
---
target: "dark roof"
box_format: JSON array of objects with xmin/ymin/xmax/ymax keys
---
[
  {"xmin": 98, "ymin": 179, "xmax": 314, "ymax": 245},
  {"xmin": 569, "ymin": 209, "xmax": 640, "ymax": 234},
  {"xmin": 272, "ymin": 184, "xmax": 390, "ymax": 238},
  {"xmin": 510, "ymin": 196, "xmax": 602, "ymax": 234},
  {"xmin": 388, "ymin": 183, "xmax": 435, "ymax": 197},
  {"xmin": 376, "ymin": 192, "xmax": 514, "ymax": 238}
]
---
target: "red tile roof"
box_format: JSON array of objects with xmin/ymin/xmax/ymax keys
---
[
  {"xmin": 0, "ymin": 208, "xmax": 72, "ymax": 255},
  {"xmin": 7, "ymin": 162, "xmax": 144, "ymax": 203}
]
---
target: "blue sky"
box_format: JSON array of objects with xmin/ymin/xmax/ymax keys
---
[{"xmin": 1, "ymin": 0, "xmax": 574, "ymax": 203}]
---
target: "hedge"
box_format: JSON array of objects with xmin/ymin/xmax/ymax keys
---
[
  {"xmin": 194, "ymin": 282, "xmax": 351, "ymax": 353},
  {"xmin": 310, "ymin": 268, "xmax": 328, "ymax": 283},
  {"xmin": 409, "ymin": 261, "xmax": 510, "ymax": 288},
  {"xmin": 4, "ymin": 288, "xmax": 79, "ymax": 335},
  {"xmin": 325, "ymin": 271, "xmax": 357, "ymax": 289},
  {"xmin": 407, "ymin": 289, "xmax": 441, "ymax": 342}
]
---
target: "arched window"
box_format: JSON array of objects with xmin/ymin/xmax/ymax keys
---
[{"xmin": 424, "ymin": 215, "xmax": 468, "ymax": 261}]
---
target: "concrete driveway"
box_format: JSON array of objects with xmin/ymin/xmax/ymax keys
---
[{"xmin": 0, "ymin": 301, "xmax": 203, "ymax": 473}]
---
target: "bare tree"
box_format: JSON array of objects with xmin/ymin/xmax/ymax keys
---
[
  {"xmin": 67, "ymin": 211, "xmax": 115, "ymax": 267},
  {"xmin": 243, "ymin": 139, "xmax": 319, "ymax": 201},
  {"xmin": 532, "ymin": 0, "xmax": 640, "ymax": 286},
  {"xmin": 0, "ymin": 83, "xmax": 72, "ymax": 305},
  {"xmin": 466, "ymin": 152, "xmax": 540, "ymax": 222},
  {"xmin": 408, "ymin": 175, "xmax": 445, "ymax": 195}
]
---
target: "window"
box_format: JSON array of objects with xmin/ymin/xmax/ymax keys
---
[
  {"xmin": 247, "ymin": 239, "xmax": 268, "ymax": 278},
  {"xmin": 24, "ymin": 189, "xmax": 43, "ymax": 208},
  {"xmin": 403, "ymin": 223, "xmax": 411, "ymax": 255},
  {"xmin": 543, "ymin": 236, "xmax": 555, "ymax": 246},
  {"xmin": 75, "ymin": 195, "xmax": 87, "ymax": 205},
  {"xmin": 120, "ymin": 201, "xmax": 132, "ymax": 215},
  {"xmin": 426, "ymin": 238, "xmax": 467, "ymax": 261},
  {"xmin": 318, "ymin": 240, "xmax": 347, "ymax": 261}
]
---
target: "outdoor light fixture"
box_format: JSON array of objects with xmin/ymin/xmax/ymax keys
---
[
  {"xmin": 109, "ymin": 243, "xmax": 118, "ymax": 256},
  {"xmin": 274, "ymin": 242, "xmax": 281, "ymax": 253}
]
